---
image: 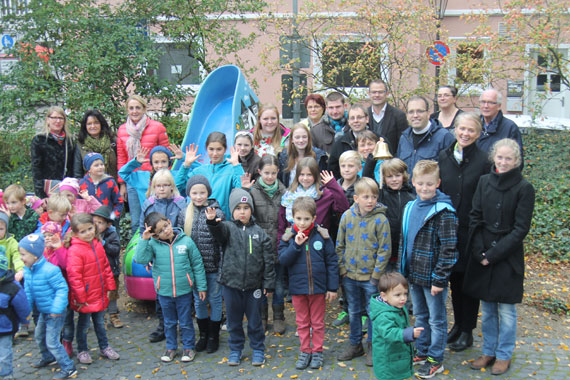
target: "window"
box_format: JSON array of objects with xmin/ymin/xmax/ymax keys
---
[
  {"xmin": 536, "ymin": 52, "xmax": 563, "ymax": 92},
  {"xmin": 1, "ymin": 0, "xmax": 29, "ymax": 17},
  {"xmin": 455, "ymin": 42, "xmax": 485, "ymax": 84},
  {"xmin": 320, "ymin": 41, "xmax": 377, "ymax": 88},
  {"xmin": 155, "ymin": 43, "xmax": 200, "ymax": 86}
]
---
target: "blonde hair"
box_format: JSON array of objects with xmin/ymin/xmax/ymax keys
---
[
  {"xmin": 253, "ymin": 103, "xmax": 283, "ymax": 154},
  {"xmin": 381, "ymin": 158, "xmax": 409, "ymax": 184},
  {"xmin": 354, "ymin": 177, "xmax": 379, "ymax": 197},
  {"xmin": 290, "ymin": 157, "xmax": 322, "ymax": 196},
  {"xmin": 455, "ymin": 112, "xmax": 483, "ymax": 134},
  {"xmin": 41, "ymin": 106, "xmax": 71, "ymax": 137},
  {"xmin": 412, "ymin": 160, "xmax": 440, "ymax": 180},
  {"xmin": 489, "ymin": 138, "xmax": 522, "ymax": 167},
  {"xmin": 148, "ymin": 169, "xmax": 179, "ymax": 198},
  {"xmin": 184, "ymin": 203, "xmax": 195, "ymax": 236},
  {"xmin": 3, "ymin": 184, "xmax": 26, "ymax": 202},
  {"xmin": 339, "ymin": 150, "xmax": 362, "ymax": 167},
  {"xmin": 286, "ymin": 123, "xmax": 315, "ymax": 172},
  {"xmin": 126, "ymin": 95, "xmax": 147, "ymax": 113},
  {"xmin": 46, "ymin": 193, "xmax": 72, "ymax": 213}
]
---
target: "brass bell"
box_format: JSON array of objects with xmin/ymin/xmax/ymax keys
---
[{"xmin": 373, "ymin": 138, "xmax": 392, "ymax": 160}]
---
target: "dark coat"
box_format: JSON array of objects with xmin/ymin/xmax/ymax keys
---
[
  {"xmin": 328, "ymin": 129, "xmax": 357, "ymax": 179},
  {"xmin": 430, "ymin": 109, "xmax": 463, "ymax": 132},
  {"xmin": 477, "ymin": 111, "xmax": 524, "ymax": 169},
  {"xmin": 463, "ymin": 167, "xmax": 535, "ymax": 304},
  {"xmin": 249, "ymin": 180, "xmax": 286, "ymax": 257},
  {"xmin": 438, "ymin": 142, "xmax": 491, "ymax": 271},
  {"xmin": 189, "ymin": 200, "xmax": 224, "ymax": 273},
  {"xmin": 30, "ymin": 134, "xmax": 76, "ymax": 198},
  {"xmin": 239, "ymin": 149, "xmax": 261, "ymax": 181},
  {"xmin": 100, "ymin": 226, "xmax": 121, "ymax": 277},
  {"xmin": 378, "ymin": 183, "xmax": 415, "ymax": 261},
  {"xmin": 278, "ymin": 147, "xmax": 328, "ymax": 187},
  {"xmin": 310, "ymin": 119, "xmax": 336, "ymax": 154},
  {"xmin": 368, "ymin": 104, "xmax": 408, "ymax": 155}
]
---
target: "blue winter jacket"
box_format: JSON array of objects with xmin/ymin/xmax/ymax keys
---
[
  {"xmin": 278, "ymin": 226, "xmax": 339, "ymax": 295},
  {"xmin": 139, "ymin": 196, "xmax": 187, "ymax": 234},
  {"xmin": 0, "ymin": 271, "xmax": 31, "ymax": 336},
  {"xmin": 396, "ymin": 120, "xmax": 454, "ymax": 179},
  {"xmin": 23, "ymin": 256, "xmax": 68, "ymax": 315},
  {"xmin": 477, "ymin": 111, "xmax": 524, "ymax": 169}
]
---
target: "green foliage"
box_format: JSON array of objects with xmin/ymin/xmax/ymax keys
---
[
  {"xmin": 0, "ymin": 129, "xmax": 34, "ymax": 191},
  {"xmin": 159, "ymin": 114, "xmax": 187, "ymax": 146},
  {"xmin": 533, "ymin": 296, "xmax": 570, "ymax": 316}
]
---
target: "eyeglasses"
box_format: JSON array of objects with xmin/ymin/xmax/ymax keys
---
[
  {"xmin": 407, "ymin": 109, "xmax": 427, "ymax": 115},
  {"xmin": 370, "ymin": 91, "xmax": 387, "ymax": 95},
  {"xmin": 349, "ymin": 115, "xmax": 367, "ymax": 121},
  {"xmin": 480, "ymin": 100, "xmax": 498, "ymax": 106},
  {"xmin": 155, "ymin": 184, "xmax": 171, "ymax": 189},
  {"xmin": 48, "ymin": 116, "xmax": 65, "ymax": 121}
]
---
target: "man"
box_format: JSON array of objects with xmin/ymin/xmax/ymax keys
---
[
  {"xmin": 397, "ymin": 95, "xmax": 454, "ymax": 179},
  {"xmin": 477, "ymin": 88, "xmax": 524, "ymax": 166},
  {"xmin": 311, "ymin": 92, "xmax": 348, "ymax": 154},
  {"xmin": 367, "ymin": 80, "xmax": 408, "ymax": 155}
]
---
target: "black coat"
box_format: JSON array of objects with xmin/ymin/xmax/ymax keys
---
[
  {"xmin": 463, "ymin": 167, "xmax": 535, "ymax": 304},
  {"xmin": 368, "ymin": 104, "xmax": 408, "ymax": 156},
  {"xmin": 378, "ymin": 182, "xmax": 415, "ymax": 261},
  {"xmin": 239, "ymin": 149, "xmax": 261, "ymax": 181},
  {"xmin": 328, "ymin": 129, "xmax": 357, "ymax": 179},
  {"xmin": 30, "ymin": 134, "xmax": 76, "ymax": 198},
  {"xmin": 438, "ymin": 142, "xmax": 491, "ymax": 271}
]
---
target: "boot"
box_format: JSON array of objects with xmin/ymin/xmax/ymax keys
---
[
  {"xmin": 449, "ymin": 331, "xmax": 473, "ymax": 352},
  {"xmin": 62, "ymin": 339, "xmax": 74, "ymax": 358},
  {"xmin": 337, "ymin": 343, "xmax": 365, "ymax": 361},
  {"xmin": 470, "ymin": 355, "xmax": 495, "ymax": 370},
  {"xmin": 195, "ymin": 318, "xmax": 209, "ymax": 352},
  {"xmin": 206, "ymin": 320, "xmax": 221, "ymax": 353},
  {"xmin": 491, "ymin": 359, "xmax": 511, "ymax": 375},
  {"xmin": 149, "ymin": 318, "xmax": 165, "ymax": 343},
  {"xmin": 447, "ymin": 324, "xmax": 461, "ymax": 344},
  {"xmin": 272, "ymin": 304, "xmax": 286, "ymax": 335},
  {"xmin": 261, "ymin": 303, "xmax": 269, "ymax": 332},
  {"xmin": 110, "ymin": 313, "xmax": 124, "ymax": 329},
  {"xmin": 365, "ymin": 341, "xmax": 373, "ymax": 367}
]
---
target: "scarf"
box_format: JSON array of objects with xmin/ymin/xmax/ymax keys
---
[
  {"xmin": 50, "ymin": 131, "xmax": 66, "ymax": 145},
  {"xmin": 453, "ymin": 142, "xmax": 463, "ymax": 164},
  {"xmin": 293, "ymin": 222, "xmax": 314, "ymax": 237},
  {"xmin": 258, "ymin": 177, "xmax": 279, "ymax": 198},
  {"xmin": 125, "ymin": 115, "xmax": 148, "ymax": 160},
  {"xmin": 281, "ymin": 184, "xmax": 319, "ymax": 223},
  {"xmin": 326, "ymin": 111, "xmax": 348, "ymax": 134}
]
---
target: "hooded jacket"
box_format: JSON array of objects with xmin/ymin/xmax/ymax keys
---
[
  {"xmin": 249, "ymin": 179, "xmax": 286, "ymax": 258},
  {"xmin": 139, "ymin": 196, "xmax": 186, "ymax": 234},
  {"xmin": 79, "ymin": 174, "xmax": 124, "ymax": 219},
  {"xmin": 0, "ymin": 234, "xmax": 24, "ymax": 273},
  {"xmin": 23, "ymin": 256, "xmax": 68, "ymax": 315},
  {"xmin": 378, "ymin": 182, "xmax": 415, "ymax": 261},
  {"xmin": 0, "ymin": 271, "xmax": 31, "ymax": 336}
]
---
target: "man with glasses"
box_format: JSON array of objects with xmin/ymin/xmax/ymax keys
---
[
  {"xmin": 367, "ymin": 79, "xmax": 408, "ymax": 155},
  {"xmin": 397, "ymin": 96, "xmax": 454, "ymax": 179}
]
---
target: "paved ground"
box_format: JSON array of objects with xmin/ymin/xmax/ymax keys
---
[{"xmin": 10, "ymin": 301, "xmax": 570, "ymax": 380}]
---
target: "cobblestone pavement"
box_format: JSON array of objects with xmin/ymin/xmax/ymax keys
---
[{"xmin": 11, "ymin": 303, "xmax": 570, "ymax": 380}]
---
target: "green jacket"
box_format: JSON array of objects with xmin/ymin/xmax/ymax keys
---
[
  {"xmin": 135, "ymin": 228, "xmax": 207, "ymax": 298},
  {"xmin": 0, "ymin": 234, "xmax": 24, "ymax": 273},
  {"xmin": 8, "ymin": 207, "xmax": 39, "ymax": 242},
  {"xmin": 370, "ymin": 294, "xmax": 414, "ymax": 380}
]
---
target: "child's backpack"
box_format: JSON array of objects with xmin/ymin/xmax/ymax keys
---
[{"xmin": 0, "ymin": 281, "xmax": 22, "ymax": 335}]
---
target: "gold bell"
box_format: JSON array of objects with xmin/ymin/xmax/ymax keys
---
[{"xmin": 373, "ymin": 138, "xmax": 392, "ymax": 160}]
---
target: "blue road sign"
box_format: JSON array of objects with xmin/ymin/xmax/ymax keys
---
[{"xmin": 2, "ymin": 35, "xmax": 14, "ymax": 49}]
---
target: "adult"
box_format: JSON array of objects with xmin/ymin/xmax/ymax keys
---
[
  {"xmin": 477, "ymin": 89, "xmax": 523, "ymax": 167},
  {"xmin": 116, "ymin": 95, "xmax": 169, "ymax": 234},
  {"xmin": 464, "ymin": 139, "xmax": 535, "ymax": 375},
  {"xmin": 396, "ymin": 96, "xmax": 454, "ymax": 179},
  {"xmin": 431, "ymin": 85, "xmax": 463, "ymax": 131},
  {"xmin": 367, "ymin": 79, "xmax": 408, "ymax": 155},
  {"xmin": 73, "ymin": 109, "xmax": 118, "ymax": 181},
  {"xmin": 300, "ymin": 93, "xmax": 326, "ymax": 128},
  {"xmin": 311, "ymin": 92, "xmax": 348, "ymax": 154},
  {"xmin": 328, "ymin": 103, "xmax": 369, "ymax": 179},
  {"xmin": 438, "ymin": 112, "xmax": 491, "ymax": 352},
  {"xmin": 30, "ymin": 106, "xmax": 76, "ymax": 198}
]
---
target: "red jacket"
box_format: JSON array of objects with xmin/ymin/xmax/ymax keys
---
[
  {"xmin": 67, "ymin": 237, "xmax": 116, "ymax": 313},
  {"xmin": 116, "ymin": 118, "xmax": 169, "ymax": 183}
]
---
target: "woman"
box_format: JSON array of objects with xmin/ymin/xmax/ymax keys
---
[
  {"xmin": 301, "ymin": 94, "xmax": 326, "ymax": 128},
  {"xmin": 73, "ymin": 109, "xmax": 118, "ymax": 180},
  {"xmin": 431, "ymin": 86, "xmax": 462, "ymax": 131},
  {"xmin": 30, "ymin": 106, "xmax": 76, "ymax": 198},
  {"xmin": 116, "ymin": 95, "xmax": 170, "ymax": 234},
  {"xmin": 464, "ymin": 138, "xmax": 535, "ymax": 375},
  {"xmin": 438, "ymin": 112, "xmax": 491, "ymax": 352}
]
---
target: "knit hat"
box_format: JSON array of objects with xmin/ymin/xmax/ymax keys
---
[
  {"xmin": 150, "ymin": 146, "xmax": 173, "ymax": 162},
  {"xmin": 59, "ymin": 177, "xmax": 80, "ymax": 195},
  {"xmin": 18, "ymin": 234, "xmax": 45, "ymax": 258},
  {"xmin": 0, "ymin": 247, "xmax": 8, "ymax": 278},
  {"xmin": 91, "ymin": 206, "xmax": 114, "ymax": 222},
  {"xmin": 40, "ymin": 221, "xmax": 62, "ymax": 236},
  {"xmin": 229, "ymin": 188, "xmax": 254, "ymax": 214},
  {"xmin": 0, "ymin": 212, "xmax": 8, "ymax": 228},
  {"xmin": 83, "ymin": 152, "xmax": 105, "ymax": 171},
  {"xmin": 186, "ymin": 175, "xmax": 212, "ymax": 197}
]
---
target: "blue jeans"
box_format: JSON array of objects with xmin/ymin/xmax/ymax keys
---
[
  {"xmin": 342, "ymin": 277, "xmax": 376, "ymax": 345},
  {"xmin": 127, "ymin": 184, "xmax": 141, "ymax": 234},
  {"xmin": 35, "ymin": 313, "xmax": 75, "ymax": 372},
  {"xmin": 159, "ymin": 293, "xmax": 195, "ymax": 350},
  {"xmin": 61, "ymin": 307, "xmax": 74, "ymax": 343},
  {"xmin": 0, "ymin": 335, "xmax": 13, "ymax": 377},
  {"xmin": 481, "ymin": 301, "xmax": 517, "ymax": 360},
  {"xmin": 76, "ymin": 311, "xmax": 109, "ymax": 352},
  {"xmin": 194, "ymin": 272, "xmax": 223, "ymax": 321},
  {"xmin": 410, "ymin": 284, "xmax": 448, "ymax": 362},
  {"xmin": 263, "ymin": 262, "xmax": 286, "ymax": 306}
]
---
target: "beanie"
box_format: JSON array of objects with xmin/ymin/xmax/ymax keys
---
[
  {"xmin": 59, "ymin": 177, "xmax": 80, "ymax": 196},
  {"xmin": 150, "ymin": 146, "xmax": 173, "ymax": 162},
  {"xmin": 0, "ymin": 212, "xmax": 8, "ymax": 228},
  {"xmin": 40, "ymin": 221, "xmax": 62, "ymax": 236},
  {"xmin": 185, "ymin": 175, "xmax": 212, "ymax": 198},
  {"xmin": 18, "ymin": 234, "xmax": 45, "ymax": 258},
  {"xmin": 229, "ymin": 188, "xmax": 254, "ymax": 215},
  {"xmin": 83, "ymin": 152, "xmax": 105, "ymax": 171},
  {"xmin": 0, "ymin": 247, "xmax": 8, "ymax": 278}
]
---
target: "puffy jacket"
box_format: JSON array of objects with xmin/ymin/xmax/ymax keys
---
[
  {"xmin": 79, "ymin": 174, "xmax": 124, "ymax": 219},
  {"xmin": 116, "ymin": 118, "xmax": 169, "ymax": 183},
  {"xmin": 370, "ymin": 295, "xmax": 415, "ymax": 380},
  {"xmin": 100, "ymin": 226, "xmax": 121, "ymax": 277},
  {"xmin": 135, "ymin": 229, "xmax": 207, "ymax": 297},
  {"xmin": 0, "ymin": 234, "xmax": 24, "ymax": 273},
  {"xmin": 0, "ymin": 271, "xmax": 31, "ymax": 336},
  {"xmin": 189, "ymin": 200, "xmax": 224, "ymax": 273},
  {"xmin": 43, "ymin": 246, "xmax": 68, "ymax": 280},
  {"xmin": 278, "ymin": 226, "xmax": 338, "ymax": 295},
  {"xmin": 378, "ymin": 183, "xmax": 415, "ymax": 261},
  {"xmin": 477, "ymin": 111, "xmax": 524, "ymax": 169},
  {"xmin": 396, "ymin": 120, "xmax": 454, "ymax": 179},
  {"xmin": 139, "ymin": 196, "xmax": 186, "ymax": 234},
  {"xmin": 278, "ymin": 147, "xmax": 328, "ymax": 187},
  {"xmin": 8, "ymin": 207, "xmax": 39, "ymax": 242},
  {"xmin": 249, "ymin": 180, "xmax": 286, "ymax": 257},
  {"xmin": 30, "ymin": 133, "xmax": 76, "ymax": 198},
  {"xmin": 207, "ymin": 217, "xmax": 275, "ymax": 292},
  {"xmin": 67, "ymin": 237, "xmax": 115, "ymax": 313},
  {"xmin": 23, "ymin": 256, "xmax": 68, "ymax": 315}
]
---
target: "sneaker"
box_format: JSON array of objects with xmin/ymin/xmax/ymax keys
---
[
  {"xmin": 415, "ymin": 357, "xmax": 444, "ymax": 379},
  {"xmin": 228, "ymin": 350, "xmax": 241, "ymax": 366},
  {"xmin": 221, "ymin": 323, "xmax": 227, "ymax": 331},
  {"xmin": 110, "ymin": 313, "xmax": 124, "ymax": 329},
  {"xmin": 333, "ymin": 311, "xmax": 349, "ymax": 327},
  {"xmin": 181, "ymin": 349, "xmax": 196, "ymax": 362},
  {"xmin": 16, "ymin": 324, "xmax": 29, "ymax": 337},
  {"xmin": 295, "ymin": 351, "xmax": 312, "ymax": 370},
  {"xmin": 62, "ymin": 340, "xmax": 74, "ymax": 358},
  {"xmin": 100, "ymin": 346, "xmax": 120, "ymax": 360},
  {"xmin": 310, "ymin": 352, "xmax": 324, "ymax": 369},
  {"xmin": 413, "ymin": 354, "xmax": 428, "ymax": 366},
  {"xmin": 77, "ymin": 350, "xmax": 93, "ymax": 364},
  {"xmin": 161, "ymin": 349, "xmax": 177, "ymax": 362},
  {"xmin": 361, "ymin": 315, "xmax": 368, "ymax": 333},
  {"xmin": 31, "ymin": 358, "xmax": 57, "ymax": 368},
  {"xmin": 52, "ymin": 367, "xmax": 78, "ymax": 380},
  {"xmin": 252, "ymin": 349, "xmax": 265, "ymax": 366}
]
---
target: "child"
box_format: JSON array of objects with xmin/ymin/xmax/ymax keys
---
[
  {"xmin": 370, "ymin": 272, "xmax": 423, "ymax": 380},
  {"xmin": 175, "ymin": 132, "xmax": 244, "ymax": 217},
  {"xmin": 34, "ymin": 194, "xmax": 72, "ymax": 236},
  {"xmin": 136, "ymin": 212, "xmax": 207, "ymax": 363},
  {"xmin": 278, "ymin": 197, "xmax": 338, "ymax": 370},
  {"xmin": 398, "ymin": 160, "xmax": 458, "ymax": 379},
  {"xmin": 0, "ymin": 213, "xmax": 24, "ymax": 282},
  {"xmin": 91, "ymin": 206, "xmax": 123, "ymax": 329},
  {"xmin": 79, "ymin": 153, "xmax": 124, "ymax": 220},
  {"xmin": 338, "ymin": 150, "xmax": 362, "ymax": 206},
  {"xmin": 336, "ymin": 177, "xmax": 391, "ymax": 367},
  {"xmin": 252, "ymin": 104, "xmax": 290, "ymax": 157},
  {"xmin": 356, "ymin": 131, "xmax": 379, "ymax": 178},
  {"xmin": 183, "ymin": 175, "xmax": 224, "ymax": 353},
  {"xmin": 234, "ymin": 131, "xmax": 261, "ymax": 181},
  {"xmin": 66, "ymin": 213, "xmax": 119, "ymax": 364},
  {"xmin": 206, "ymin": 189, "xmax": 275, "ymax": 366},
  {"xmin": 1, "ymin": 184, "xmax": 39, "ymax": 241},
  {"xmin": 58, "ymin": 177, "xmax": 102, "ymax": 217},
  {"xmin": 0, "ymin": 249, "xmax": 31, "ymax": 379},
  {"xmin": 41, "ymin": 222, "xmax": 68, "ymax": 278},
  {"xmin": 19, "ymin": 234, "xmax": 77, "ymax": 379}
]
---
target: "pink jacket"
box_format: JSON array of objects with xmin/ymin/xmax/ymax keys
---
[
  {"xmin": 116, "ymin": 118, "xmax": 169, "ymax": 183},
  {"xmin": 43, "ymin": 247, "xmax": 68, "ymax": 281},
  {"xmin": 71, "ymin": 197, "xmax": 101, "ymax": 215}
]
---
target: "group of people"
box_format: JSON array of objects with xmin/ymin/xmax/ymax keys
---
[{"xmin": 0, "ymin": 81, "xmax": 534, "ymax": 380}]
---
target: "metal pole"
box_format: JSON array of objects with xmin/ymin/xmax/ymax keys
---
[
  {"xmin": 291, "ymin": 0, "xmax": 301, "ymax": 123},
  {"xmin": 434, "ymin": 22, "xmax": 440, "ymax": 113}
]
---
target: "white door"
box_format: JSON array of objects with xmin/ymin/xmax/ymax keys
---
[{"xmin": 528, "ymin": 49, "xmax": 570, "ymax": 118}]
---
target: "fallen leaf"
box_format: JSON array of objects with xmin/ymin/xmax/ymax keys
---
[{"xmin": 338, "ymin": 362, "xmax": 347, "ymax": 368}]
